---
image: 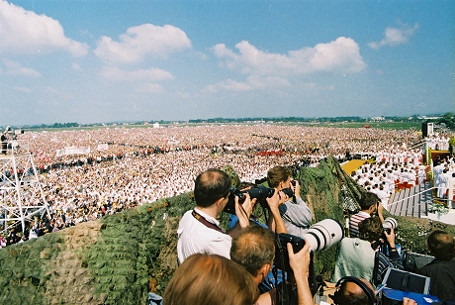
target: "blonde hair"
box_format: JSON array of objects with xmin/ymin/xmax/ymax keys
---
[{"xmin": 164, "ymin": 253, "xmax": 259, "ymax": 305}]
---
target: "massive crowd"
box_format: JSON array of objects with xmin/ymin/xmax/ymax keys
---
[
  {"xmin": 0, "ymin": 124, "xmax": 449, "ymax": 245},
  {"xmin": 2, "ymin": 124, "xmax": 454, "ymax": 303}
]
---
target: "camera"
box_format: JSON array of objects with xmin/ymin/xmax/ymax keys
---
[
  {"xmin": 274, "ymin": 219, "xmax": 345, "ymax": 271},
  {"xmin": 223, "ymin": 185, "xmax": 294, "ymax": 214},
  {"xmin": 382, "ymin": 217, "xmax": 398, "ymax": 235},
  {"xmin": 383, "ymin": 217, "xmax": 397, "ymax": 231}
]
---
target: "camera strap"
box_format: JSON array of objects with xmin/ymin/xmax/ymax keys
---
[{"xmin": 191, "ymin": 210, "xmax": 226, "ymax": 234}]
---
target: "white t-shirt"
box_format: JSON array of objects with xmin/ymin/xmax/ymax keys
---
[{"xmin": 177, "ymin": 208, "xmax": 232, "ymax": 264}]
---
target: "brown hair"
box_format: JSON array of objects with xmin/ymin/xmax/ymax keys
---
[
  {"xmin": 427, "ymin": 230, "xmax": 455, "ymax": 260},
  {"xmin": 194, "ymin": 169, "xmax": 231, "ymax": 208},
  {"xmin": 231, "ymin": 225, "xmax": 276, "ymax": 276},
  {"xmin": 359, "ymin": 192, "xmax": 380, "ymax": 210},
  {"xmin": 164, "ymin": 253, "xmax": 259, "ymax": 305},
  {"xmin": 358, "ymin": 217, "xmax": 383, "ymax": 243},
  {"xmin": 267, "ymin": 166, "xmax": 292, "ymax": 188}
]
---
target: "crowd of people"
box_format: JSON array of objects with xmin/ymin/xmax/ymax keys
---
[
  {"xmin": 1, "ymin": 124, "xmax": 454, "ymax": 304},
  {"xmin": 426, "ymin": 134, "xmax": 451, "ymax": 151},
  {"xmin": 351, "ymin": 155, "xmax": 422, "ymax": 208},
  {"xmin": 0, "ymin": 126, "xmax": 445, "ymax": 222},
  {"xmin": 433, "ymin": 155, "xmax": 455, "ymax": 200},
  {"xmin": 2, "ymin": 124, "xmax": 450, "ymax": 246},
  {"xmin": 170, "ymin": 167, "xmax": 455, "ymax": 305}
]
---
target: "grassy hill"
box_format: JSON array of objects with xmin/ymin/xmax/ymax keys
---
[{"xmin": 1, "ymin": 156, "xmax": 453, "ymax": 304}]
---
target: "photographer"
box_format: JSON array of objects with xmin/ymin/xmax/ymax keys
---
[
  {"xmin": 177, "ymin": 168, "xmax": 286, "ymax": 264},
  {"xmin": 333, "ymin": 216, "xmax": 403, "ymax": 285},
  {"xmin": 349, "ymin": 192, "xmax": 384, "ymax": 238},
  {"xmin": 230, "ymin": 225, "xmax": 313, "ymax": 305},
  {"xmin": 267, "ymin": 166, "xmax": 312, "ymax": 237}
]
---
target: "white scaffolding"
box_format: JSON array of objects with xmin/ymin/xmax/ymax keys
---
[{"xmin": 1, "ymin": 129, "xmax": 50, "ymax": 233}]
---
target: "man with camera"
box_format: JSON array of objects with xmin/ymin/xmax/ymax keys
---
[
  {"xmin": 230, "ymin": 225, "xmax": 314, "ymax": 305},
  {"xmin": 349, "ymin": 192, "xmax": 384, "ymax": 238},
  {"xmin": 333, "ymin": 216, "xmax": 403, "ymax": 285},
  {"xmin": 177, "ymin": 168, "xmax": 287, "ymax": 264},
  {"xmin": 267, "ymin": 166, "xmax": 312, "ymax": 237}
]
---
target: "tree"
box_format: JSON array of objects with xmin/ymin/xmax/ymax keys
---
[{"xmin": 439, "ymin": 112, "xmax": 455, "ymax": 130}]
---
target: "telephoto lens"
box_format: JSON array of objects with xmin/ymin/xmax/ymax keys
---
[
  {"xmin": 383, "ymin": 217, "xmax": 398, "ymax": 231},
  {"xmin": 303, "ymin": 219, "xmax": 345, "ymax": 252}
]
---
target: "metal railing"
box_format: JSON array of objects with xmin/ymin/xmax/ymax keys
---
[{"xmin": 387, "ymin": 185, "xmax": 439, "ymax": 215}]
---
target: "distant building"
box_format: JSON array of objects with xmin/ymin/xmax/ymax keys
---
[
  {"xmin": 371, "ymin": 116, "xmax": 385, "ymax": 121},
  {"xmin": 153, "ymin": 122, "xmax": 160, "ymax": 128}
]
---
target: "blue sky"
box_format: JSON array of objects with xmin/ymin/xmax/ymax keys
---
[{"xmin": 0, "ymin": 0, "xmax": 454, "ymax": 125}]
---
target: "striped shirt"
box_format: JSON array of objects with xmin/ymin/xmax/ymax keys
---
[{"xmin": 349, "ymin": 211, "xmax": 370, "ymax": 238}]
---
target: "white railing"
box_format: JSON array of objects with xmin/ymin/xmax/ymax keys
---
[{"xmin": 387, "ymin": 186, "xmax": 437, "ymax": 214}]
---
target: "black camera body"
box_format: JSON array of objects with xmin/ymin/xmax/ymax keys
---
[
  {"xmin": 274, "ymin": 233, "xmax": 320, "ymax": 298},
  {"xmin": 223, "ymin": 185, "xmax": 294, "ymax": 214},
  {"xmin": 274, "ymin": 233, "xmax": 305, "ymax": 271},
  {"xmin": 274, "ymin": 219, "xmax": 344, "ymax": 295}
]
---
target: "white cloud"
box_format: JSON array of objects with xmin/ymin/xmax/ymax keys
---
[
  {"xmin": 94, "ymin": 24, "xmax": 191, "ymax": 64},
  {"xmin": 205, "ymin": 79, "xmax": 252, "ymax": 93},
  {"xmin": 2, "ymin": 60, "xmax": 41, "ymax": 77},
  {"xmin": 100, "ymin": 66, "xmax": 173, "ymax": 82},
  {"xmin": 43, "ymin": 86, "xmax": 60, "ymax": 95},
  {"xmin": 212, "ymin": 37, "xmax": 365, "ymax": 76},
  {"xmin": 368, "ymin": 23, "xmax": 419, "ymax": 49},
  {"xmin": 136, "ymin": 83, "xmax": 164, "ymax": 94},
  {"xmin": 72, "ymin": 63, "xmax": 82, "ymax": 72},
  {"xmin": 13, "ymin": 86, "xmax": 32, "ymax": 93},
  {"xmin": 204, "ymin": 74, "xmax": 290, "ymax": 93},
  {"xmin": 0, "ymin": 1, "xmax": 88, "ymax": 56}
]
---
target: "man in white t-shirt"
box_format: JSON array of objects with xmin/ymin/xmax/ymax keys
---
[{"xmin": 177, "ymin": 168, "xmax": 285, "ymax": 264}]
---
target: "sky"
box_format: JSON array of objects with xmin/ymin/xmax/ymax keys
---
[{"xmin": 0, "ymin": 0, "xmax": 454, "ymax": 126}]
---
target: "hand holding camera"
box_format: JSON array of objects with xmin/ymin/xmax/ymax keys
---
[
  {"xmin": 383, "ymin": 227, "xmax": 396, "ymax": 248},
  {"xmin": 266, "ymin": 188, "xmax": 281, "ymax": 211},
  {"xmin": 287, "ymin": 240, "xmax": 311, "ymax": 279},
  {"xmin": 235, "ymin": 193, "xmax": 255, "ymax": 229},
  {"xmin": 377, "ymin": 201, "xmax": 383, "ymax": 215},
  {"xmin": 286, "ymin": 240, "xmax": 315, "ymax": 305},
  {"xmin": 291, "ymin": 179, "xmax": 301, "ymax": 199}
]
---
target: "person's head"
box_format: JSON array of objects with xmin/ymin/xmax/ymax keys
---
[
  {"xmin": 230, "ymin": 225, "xmax": 275, "ymax": 284},
  {"xmin": 427, "ymin": 230, "xmax": 455, "ymax": 260},
  {"xmin": 267, "ymin": 166, "xmax": 293, "ymax": 189},
  {"xmin": 194, "ymin": 169, "xmax": 231, "ymax": 208},
  {"xmin": 332, "ymin": 276, "xmax": 376, "ymax": 305},
  {"xmin": 358, "ymin": 217, "xmax": 383, "ymax": 243},
  {"xmin": 359, "ymin": 192, "xmax": 380, "ymax": 213},
  {"xmin": 164, "ymin": 253, "xmax": 259, "ymax": 305}
]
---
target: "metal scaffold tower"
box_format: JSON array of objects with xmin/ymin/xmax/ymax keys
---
[{"xmin": 1, "ymin": 127, "xmax": 50, "ymax": 233}]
